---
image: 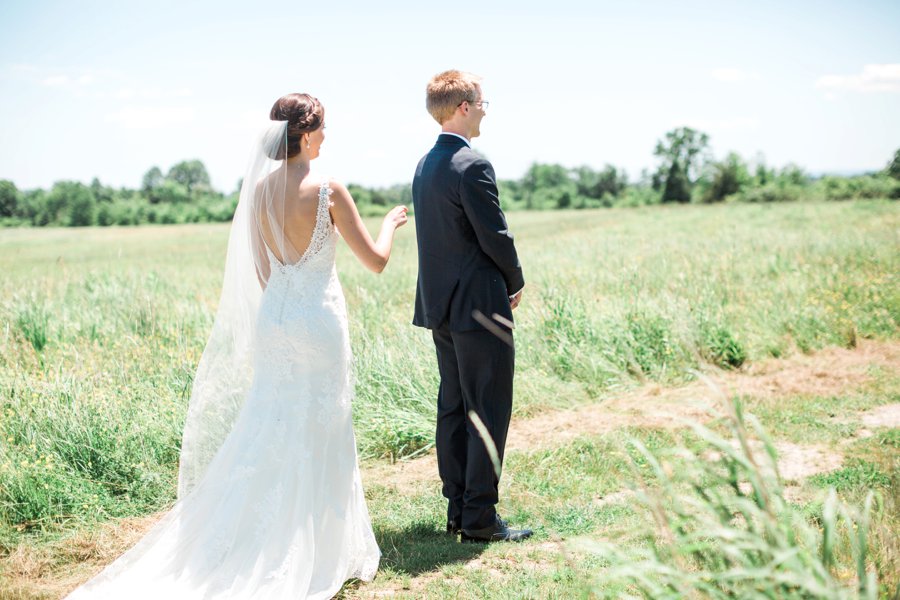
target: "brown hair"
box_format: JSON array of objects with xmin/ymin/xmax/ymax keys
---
[
  {"xmin": 425, "ymin": 70, "xmax": 481, "ymax": 125},
  {"xmin": 269, "ymin": 93, "xmax": 325, "ymax": 159}
]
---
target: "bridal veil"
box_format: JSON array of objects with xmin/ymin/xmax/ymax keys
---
[{"xmin": 177, "ymin": 119, "xmax": 299, "ymax": 498}]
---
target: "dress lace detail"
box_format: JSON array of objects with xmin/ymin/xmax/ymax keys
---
[
  {"xmin": 65, "ymin": 179, "xmax": 380, "ymax": 600},
  {"xmin": 265, "ymin": 181, "xmax": 335, "ymax": 273}
]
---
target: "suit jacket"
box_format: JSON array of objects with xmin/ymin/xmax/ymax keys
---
[{"xmin": 412, "ymin": 134, "xmax": 524, "ymax": 331}]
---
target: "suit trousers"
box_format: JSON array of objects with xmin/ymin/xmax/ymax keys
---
[{"xmin": 432, "ymin": 323, "xmax": 514, "ymax": 531}]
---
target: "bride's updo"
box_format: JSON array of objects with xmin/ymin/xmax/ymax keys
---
[{"xmin": 269, "ymin": 93, "xmax": 324, "ymax": 160}]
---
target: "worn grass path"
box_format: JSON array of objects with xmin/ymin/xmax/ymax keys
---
[{"xmin": 3, "ymin": 340, "xmax": 897, "ymax": 599}]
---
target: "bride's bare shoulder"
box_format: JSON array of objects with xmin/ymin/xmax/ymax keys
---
[
  {"xmin": 252, "ymin": 169, "xmax": 287, "ymax": 198},
  {"xmin": 322, "ymin": 180, "xmax": 355, "ymax": 210},
  {"xmin": 323, "ymin": 178, "xmax": 349, "ymax": 194},
  {"xmin": 294, "ymin": 175, "xmax": 328, "ymax": 195},
  {"xmin": 301, "ymin": 176, "xmax": 343, "ymax": 192}
]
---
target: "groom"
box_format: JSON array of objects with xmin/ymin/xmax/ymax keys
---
[{"xmin": 412, "ymin": 70, "xmax": 531, "ymax": 543}]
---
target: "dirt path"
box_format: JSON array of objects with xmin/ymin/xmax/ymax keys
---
[
  {"xmin": 4, "ymin": 340, "xmax": 898, "ymax": 599},
  {"xmin": 368, "ymin": 339, "xmax": 899, "ymax": 490},
  {"xmin": 353, "ymin": 340, "xmax": 900, "ymax": 598},
  {"xmin": 511, "ymin": 338, "xmax": 899, "ymax": 450}
]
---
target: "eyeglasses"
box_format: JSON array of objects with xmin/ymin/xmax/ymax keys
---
[{"xmin": 458, "ymin": 99, "xmax": 490, "ymax": 110}]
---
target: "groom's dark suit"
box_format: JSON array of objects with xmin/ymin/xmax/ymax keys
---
[{"xmin": 412, "ymin": 133, "xmax": 524, "ymax": 531}]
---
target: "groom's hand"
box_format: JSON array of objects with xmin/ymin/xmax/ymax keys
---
[{"xmin": 509, "ymin": 289, "xmax": 523, "ymax": 310}]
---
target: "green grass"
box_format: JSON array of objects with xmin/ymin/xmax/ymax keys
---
[
  {"xmin": 0, "ymin": 201, "xmax": 898, "ymax": 597},
  {"xmin": 735, "ymin": 363, "xmax": 900, "ymax": 446},
  {"xmin": 581, "ymin": 402, "xmax": 887, "ymax": 600},
  {"xmin": 810, "ymin": 461, "xmax": 893, "ymax": 491}
]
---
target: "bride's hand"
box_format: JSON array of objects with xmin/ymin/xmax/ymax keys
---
[{"xmin": 383, "ymin": 205, "xmax": 409, "ymax": 230}]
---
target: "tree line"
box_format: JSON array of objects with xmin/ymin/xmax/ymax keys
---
[
  {"xmin": 0, "ymin": 160, "xmax": 237, "ymax": 227},
  {"xmin": 499, "ymin": 128, "xmax": 900, "ymax": 210},
  {"xmin": 1, "ymin": 129, "xmax": 898, "ymax": 227}
]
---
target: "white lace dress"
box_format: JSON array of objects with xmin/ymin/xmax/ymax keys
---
[{"xmin": 66, "ymin": 182, "xmax": 380, "ymax": 599}]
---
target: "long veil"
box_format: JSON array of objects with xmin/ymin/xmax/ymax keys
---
[{"xmin": 177, "ymin": 120, "xmax": 293, "ymax": 498}]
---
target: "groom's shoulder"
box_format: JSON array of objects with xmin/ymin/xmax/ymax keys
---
[
  {"xmin": 450, "ymin": 143, "xmax": 489, "ymax": 165},
  {"xmin": 454, "ymin": 148, "xmax": 494, "ymax": 178},
  {"xmin": 417, "ymin": 142, "xmax": 475, "ymax": 168},
  {"xmin": 417, "ymin": 140, "xmax": 493, "ymax": 180}
]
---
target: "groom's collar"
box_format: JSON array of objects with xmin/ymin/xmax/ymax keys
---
[{"xmin": 438, "ymin": 132, "xmax": 470, "ymax": 147}]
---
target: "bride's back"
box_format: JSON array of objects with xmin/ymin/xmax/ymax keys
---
[{"xmin": 255, "ymin": 169, "xmax": 323, "ymax": 266}]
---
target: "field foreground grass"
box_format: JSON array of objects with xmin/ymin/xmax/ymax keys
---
[
  {"xmin": 3, "ymin": 340, "xmax": 898, "ymax": 598},
  {"xmin": 1, "ymin": 201, "xmax": 898, "ymax": 597}
]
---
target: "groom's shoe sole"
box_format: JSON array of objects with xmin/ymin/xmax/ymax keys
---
[
  {"xmin": 460, "ymin": 533, "xmax": 532, "ymax": 543},
  {"xmin": 460, "ymin": 529, "xmax": 533, "ymax": 543},
  {"xmin": 461, "ymin": 515, "xmax": 533, "ymax": 543}
]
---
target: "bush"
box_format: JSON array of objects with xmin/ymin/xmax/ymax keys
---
[
  {"xmin": 700, "ymin": 152, "xmax": 751, "ymax": 203},
  {"xmin": 884, "ymin": 148, "xmax": 900, "ymax": 180},
  {"xmin": 67, "ymin": 191, "xmax": 97, "ymax": 226},
  {"xmin": 737, "ymin": 183, "xmax": 804, "ymax": 203},
  {"xmin": 0, "ymin": 179, "xmax": 18, "ymax": 218},
  {"xmin": 616, "ymin": 186, "xmax": 660, "ymax": 207},
  {"xmin": 819, "ymin": 175, "xmax": 900, "ymax": 201}
]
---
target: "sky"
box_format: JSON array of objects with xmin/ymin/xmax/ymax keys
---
[{"xmin": 1, "ymin": 0, "xmax": 898, "ymax": 192}]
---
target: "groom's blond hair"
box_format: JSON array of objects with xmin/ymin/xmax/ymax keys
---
[{"xmin": 426, "ymin": 70, "xmax": 482, "ymax": 125}]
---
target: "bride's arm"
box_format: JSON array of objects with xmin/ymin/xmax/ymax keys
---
[{"xmin": 328, "ymin": 181, "xmax": 408, "ymax": 273}]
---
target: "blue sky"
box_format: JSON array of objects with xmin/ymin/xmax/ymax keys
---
[{"xmin": 1, "ymin": 0, "xmax": 898, "ymax": 191}]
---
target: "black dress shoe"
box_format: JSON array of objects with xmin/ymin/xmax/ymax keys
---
[
  {"xmin": 446, "ymin": 519, "xmax": 461, "ymax": 536},
  {"xmin": 461, "ymin": 516, "xmax": 533, "ymax": 543}
]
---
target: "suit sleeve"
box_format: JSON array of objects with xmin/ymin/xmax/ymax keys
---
[{"xmin": 459, "ymin": 158, "xmax": 525, "ymax": 294}]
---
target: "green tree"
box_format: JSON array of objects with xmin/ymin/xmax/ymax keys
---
[
  {"xmin": 521, "ymin": 163, "xmax": 575, "ymax": 209},
  {"xmin": 574, "ymin": 165, "xmax": 627, "ymax": 200},
  {"xmin": 654, "ymin": 127, "xmax": 710, "ymax": 203},
  {"xmin": 0, "ymin": 179, "xmax": 18, "ymax": 218},
  {"xmin": 776, "ymin": 163, "xmax": 808, "ymax": 186},
  {"xmin": 754, "ymin": 163, "xmax": 774, "ymax": 186},
  {"xmin": 662, "ymin": 159, "xmax": 692, "ymax": 203},
  {"xmin": 885, "ymin": 148, "xmax": 900, "ymax": 180},
  {"xmin": 90, "ymin": 177, "xmax": 114, "ymax": 204},
  {"xmin": 598, "ymin": 165, "xmax": 627, "ymax": 198},
  {"xmin": 702, "ymin": 152, "xmax": 750, "ymax": 203},
  {"xmin": 46, "ymin": 181, "xmax": 96, "ymax": 226},
  {"xmin": 154, "ymin": 180, "xmax": 191, "ymax": 204},
  {"xmin": 142, "ymin": 166, "xmax": 165, "ymax": 202},
  {"xmin": 346, "ymin": 184, "xmax": 373, "ymax": 206},
  {"xmin": 750, "ymin": 153, "xmax": 774, "ymax": 186},
  {"xmin": 41, "ymin": 184, "xmax": 70, "ymax": 225},
  {"xmin": 166, "ymin": 160, "xmax": 210, "ymax": 197},
  {"xmin": 18, "ymin": 189, "xmax": 46, "ymax": 224}
]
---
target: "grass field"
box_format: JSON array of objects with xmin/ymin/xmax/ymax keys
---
[{"xmin": 1, "ymin": 200, "xmax": 898, "ymax": 598}]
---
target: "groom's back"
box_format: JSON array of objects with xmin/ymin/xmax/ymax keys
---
[
  {"xmin": 412, "ymin": 136, "xmax": 514, "ymax": 331},
  {"xmin": 412, "ymin": 139, "xmax": 480, "ymax": 254}
]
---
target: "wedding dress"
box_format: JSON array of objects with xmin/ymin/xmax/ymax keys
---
[{"xmin": 66, "ymin": 165, "xmax": 380, "ymax": 598}]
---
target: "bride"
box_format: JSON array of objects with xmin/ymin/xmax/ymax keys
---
[{"xmin": 65, "ymin": 93, "xmax": 408, "ymax": 599}]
